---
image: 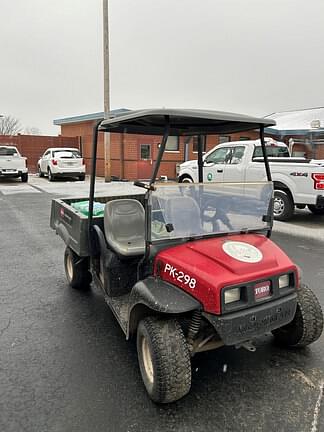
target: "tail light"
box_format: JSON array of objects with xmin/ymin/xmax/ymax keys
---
[
  {"xmin": 51, "ymin": 159, "xmax": 58, "ymax": 166},
  {"xmin": 311, "ymin": 173, "xmax": 324, "ymax": 190}
]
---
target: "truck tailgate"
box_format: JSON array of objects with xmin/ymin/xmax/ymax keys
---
[{"xmin": 0, "ymin": 156, "xmax": 26, "ymax": 171}]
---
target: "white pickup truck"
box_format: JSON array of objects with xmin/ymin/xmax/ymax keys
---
[
  {"xmin": 178, "ymin": 138, "xmax": 324, "ymax": 220},
  {"xmin": 0, "ymin": 145, "xmax": 28, "ymax": 182}
]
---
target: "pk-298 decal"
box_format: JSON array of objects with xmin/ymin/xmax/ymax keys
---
[{"xmin": 164, "ymin": 263, "xmax": 197, "ymax": 289}]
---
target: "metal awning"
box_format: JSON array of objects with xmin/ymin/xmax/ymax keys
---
[{"xmin": 99, "ymin": 109, "xmax": 276, "ymax": 135}]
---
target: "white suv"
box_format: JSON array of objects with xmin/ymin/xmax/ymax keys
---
[{"xmin": 38, "ymin": 148, "xmax": 86, "ymax": 181}]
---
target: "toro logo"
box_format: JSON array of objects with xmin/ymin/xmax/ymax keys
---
[{"xmin": 254, "ymin": 281, "xmax": 271, "ymax": 300}]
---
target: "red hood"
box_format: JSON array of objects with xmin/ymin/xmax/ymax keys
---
[{"xmin": 154, "ymin": 234, "xmax": 297, "ymax": 314}]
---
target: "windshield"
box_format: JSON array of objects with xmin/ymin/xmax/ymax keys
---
[
  {"xmin": 52, "ymin": 149, "xmax": 81, "ymax": 158},
  {"xmin": 253, "ymin": 146, "xmax": 289, "ymax": 158},
  {"xmin": 150, "ymin": 182, "xmax": 273, "ymax": 242},
  {"xmin": 0, "ymin": 147, "xmax": 18, "ymax": 156}
]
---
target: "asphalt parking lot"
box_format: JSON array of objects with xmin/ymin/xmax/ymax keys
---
[{"xmin": 0, "ymin": 176, "xmax": 323, "ymax": 432}]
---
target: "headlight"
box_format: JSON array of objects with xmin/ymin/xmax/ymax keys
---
[
  {"xmin": 279, "ymin": 274, "xmax": 290, "ymax": 289},
  {"xmin": 224, "ymin": 287, "xmax": 241, "ymax": 304}
]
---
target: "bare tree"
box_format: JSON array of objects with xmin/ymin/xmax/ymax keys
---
[
  {"xmin": 0, "ymin": 115, "xmax": 23, "ymax": 135},
  {"xmin": 24, "ymin": 126, "xmax": 41, "ymax": 135}
]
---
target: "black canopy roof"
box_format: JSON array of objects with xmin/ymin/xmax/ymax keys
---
[{"xmin": 99, "ymin": 108, "xmax": 276, "ymax": 135}]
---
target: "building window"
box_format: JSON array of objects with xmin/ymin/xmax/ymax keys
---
[
  {"xmin": 219, "ymin": 135, "xmax": 231, "ymax": 144},
  {"xmin": 140, "ymin": 144, "xmax": 151, "ymax": 160},
  {"xmin": 165, "ymin": 136, "xmax": 179, "ymax": 151},
  {"xmin": 192, "ymin": 136, "xmax": 206, "ymax": 153}
]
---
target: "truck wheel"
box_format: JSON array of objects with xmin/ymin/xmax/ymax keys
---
[
  {"xmin": 137, "ymin": 317, "xmax": 191, "ymax": 403},
  {"xmin": 38, "ymin": 166, "xmax": 44, "ymax": 177},
  {"xmin": 273, "ymin": 190, "xmax": 294, "ymax": 221},
  {"xmin": 78, "ymin": 174, "xmax": 85, "ymax": 181},
  {"xmin": 179, "ymin": 175, "xmax": 194, "ymax": 183},
  {"xmin": 308, "ymin": 204, "xmax": 324, "ymax": 215},
  {"xmin": 21, "ymin": 173, "xmax": 28, "ymax": 183},
  {"xmin": 64, "ymin": 247, "xmax": 92, "ymax": 290},
  {"xmin": 272, "ymin": 284, "xmax": 323, "ymax": 347},
  {"xmin": 48, "ymin": 169, "xmax": 55, "ymax": 182}
]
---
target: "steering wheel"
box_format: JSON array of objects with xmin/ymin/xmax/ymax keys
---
[{"xmin": 202, "ymin": 199, "xmax": 234, "ymax": 232}]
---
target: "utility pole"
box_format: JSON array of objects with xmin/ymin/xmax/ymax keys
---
[{"xmin": 103, "ymin": 0, "xmax": 111, "ymax": 182}]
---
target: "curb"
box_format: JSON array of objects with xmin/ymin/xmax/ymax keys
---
[{"xmin": 273, "ymin": 221, "xmax": 324, "ymax": 242}]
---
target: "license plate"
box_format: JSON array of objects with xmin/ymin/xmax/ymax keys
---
[{"xmin": 254, "ymin": 281, "xmax": 271, "ymax": 300}]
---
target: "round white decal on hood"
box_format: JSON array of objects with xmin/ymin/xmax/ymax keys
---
[{"xmin": 222, "ymin": 241, "xmax": 263, "ymax": 263}]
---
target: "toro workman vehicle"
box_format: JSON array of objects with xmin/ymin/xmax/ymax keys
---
[{"xmin": 51, "ymin": 109, "xmax": 323, "ymax": 403}]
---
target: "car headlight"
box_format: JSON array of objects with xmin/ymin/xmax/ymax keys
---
[
  {"xmin": 224, "ymin": 287, "xmax": 241, "ymax": 304},
  {"xmin": 279, "ymin": 274, "xmax": 290, "ymax": 289}
]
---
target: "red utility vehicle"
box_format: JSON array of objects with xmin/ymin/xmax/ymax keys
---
[{"xmin": 51, "ymin": 109, "xmax": 323, "ymax": 403}]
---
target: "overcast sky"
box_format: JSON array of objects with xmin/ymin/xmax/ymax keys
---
[{"xmin": 1, "ymin": 0, "xmax": 324, "ymax": 135}]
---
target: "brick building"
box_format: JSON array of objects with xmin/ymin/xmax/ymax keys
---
[
  {"xmin": 54, "ymin": 107, "xmax": 324, "ymax": 180},
  {"xmin": 54, "ymin": 110, "xmax": 258, "ymax": 180}
]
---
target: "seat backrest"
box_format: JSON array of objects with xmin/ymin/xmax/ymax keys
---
[
  {"xmin": 104, "ymin": 199, "xmax": 145, "ymax": 256},
  {"xmin": 164, "ymin": 196, "xmax": 202, "ymax": 237}
]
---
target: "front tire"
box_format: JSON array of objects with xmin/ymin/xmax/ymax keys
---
[
  {"xmin": 308, "ymin": 204, "xmax": 324, "ymax": 215},
  {"xmin": 64, "ymin": 247, "xmax": 92, "ymax": 290},
  {"xmin": 273, "ymin": 190, "xmax": 294, "ymax": 221},
  {"xmin": 179, "ymin": 175, "xmax": 194, "ymax": 183},
  {"xmin": 272, "ymin": 284, "xmax": 323, "ymax": 347},
  {"xmin": 78, "ymin": 174, "xmax": 85, "ymax": 181},
  {"xmin": 137, "ymin": 317, "xmax": 191, "ymax": 403},
  {"xmin": 38, "ymin": 166, "xmax": 44, "ymax": 177}
]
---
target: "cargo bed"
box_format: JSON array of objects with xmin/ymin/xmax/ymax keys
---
[{"xmin": 50, "ymin": 192, "xmax": 145, "ymax": 257}]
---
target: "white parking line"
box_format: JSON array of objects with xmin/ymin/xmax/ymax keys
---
[
  {"xmin": 311, "ymin": 380, "xmax": 324, "ymax": 432},
  {"xmin": 28, "ymin": 177, "xmax": 143, "ymax": 197},
  {"xmin": 0, "ymin": 184, "xmax": 41, "ymax": 195}
]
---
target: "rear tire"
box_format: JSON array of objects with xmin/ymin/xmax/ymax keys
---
[
  {"xmin": 64, "ymin": 247, "xmax": 92, "ymax": 290},
  {"xmin": 272, "ymin": 284, "xmax": 323, "ymax": 347},
  {"xmin": 78, "ymin": 174, "xmax": 85, "ymax": 181},
  {"xmin": 21, "ymin": 173, "xmax": 28, "ymax": 183},
  {"xmin": 308, "ymin": 204, "xmax": 324, "ymax": 215},
  {"xmin": 273, "ymin": 190, "xmax": 294, "ymax": 221},
  {"xmin": 48, "ymin": 168, "xmax": 55, "ymax": 182},
  {"xmin": 137, "ymin": 317, "xmax": 191, "ymax": 403}
]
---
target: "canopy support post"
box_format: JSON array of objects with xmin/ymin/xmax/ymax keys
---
[
  {"xmin": 88, "ymin": 121, "xmax": 102, "ymax": 255},
  {"xmin": 149, "ymin": 116, "xmax": 170, "ymax": 186},
  {"xmin": 197, "ymin": 135, "xmax": 204, "ymax": 183}
]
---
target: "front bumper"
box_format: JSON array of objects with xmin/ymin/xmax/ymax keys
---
[{"xmin": 204, "ymin": 293, "xmax": 297, "ymax": 345}]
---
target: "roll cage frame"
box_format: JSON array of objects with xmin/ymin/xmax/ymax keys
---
[{"xmin": 87, "ymin": 109, "xmax": 275, "ymax": 257}]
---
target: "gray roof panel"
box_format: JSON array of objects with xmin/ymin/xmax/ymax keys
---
[
  {"xmin": 53, "ymin": 108, "xmax": 129, "ymax": 126},
  {"xmin": 99, "ymin": 108, "xmax": 276, "ymax": 135}
]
